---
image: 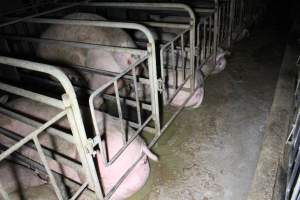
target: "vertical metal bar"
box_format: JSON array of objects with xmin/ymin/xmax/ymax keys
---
[
  {"xmin": 228, "ymin": 0, "xmax": 235, "ymax": 48},
  {"xmin": 32, "ymin": 136, "xmax": 64, "ymax": 200},
  {"xmin": 196, "ymin": 22, "xmax": 201, "ymax": 68},
  {"xmin": 0, "ymin": 183, "xmax": 9, "ymax": 200},
  {"xmin": 160, "ymin": 48, "xmax": 166, "ymax": 102},
  {"xmin": 132, "ymin": 68, "xmax": 142, "ymax": 126},
  {"xmin": 61, "ymin": 94, "xmax": 104, "ymax": 199},
  {"xmin": 180, "ymin": 33, "xmax": 185, "ymax": 82},
  {"xmin": 114, "ymin": 81, "xmax": 126, "ymax": 144},
  {"xmin": 208, "ymin": 16, "xmax": 212, "ymax": 55},
  {"xmin": 189, "ymin": 18, "xmax": 196, "ymax": 92},
  {"xmin": 213, "ymin": 0, "xmax": 219, "ymax": 66},
  {"xmin": 171, "ymin": 42, "xmax": 176, "ymax": 89},
  {"xmin": 147, "ymin": 43, "xmax": 161, "ymax": 136},
  {"xmin": 203, "ymin": 19, "xmax": 207, "ymax": 59}
]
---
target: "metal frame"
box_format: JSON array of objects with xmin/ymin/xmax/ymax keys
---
[
  {"xmin": 0, "ymin": 1, "xmax": 259, "ymax": 199},
  {"xmin": 0, "ymin": 2, "xmax": 198, "ymax": 133},
  {"xmin": 0, "ymin": 56, "xmax": 103, "ymax": 199}
]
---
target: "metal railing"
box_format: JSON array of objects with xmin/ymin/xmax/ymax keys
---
[
  {"xmin": 0, "ymin": 56, "xmax": 103, "ymax": 199},
  {"xmin": 285, "ymin": 65, "xmax": 300, "ymax": 200}
]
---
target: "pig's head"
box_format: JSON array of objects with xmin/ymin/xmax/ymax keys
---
[{"xmin": 210, "ymin": 48, "xmax": 230, "ymax": 75}]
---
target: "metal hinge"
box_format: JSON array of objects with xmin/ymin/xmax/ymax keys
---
[
  {"xmin": 157, "ymin": 78, "xmax": 165, "ymax": 93},
  {"xmin": 86, "ymin": 138, "xmax": 97, "ymax": 157}
]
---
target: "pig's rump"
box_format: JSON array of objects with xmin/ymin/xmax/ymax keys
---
[
  {"xmin": 36, "ymin": 13, "xmax": 138, "ymax": 94},
  {"xmin": 0, "ymin": 161, "xmax": 46, "ymax": 195},
  {"xmin": 0, "ymin": 98, "xmax": 153, "ymax": 199}
]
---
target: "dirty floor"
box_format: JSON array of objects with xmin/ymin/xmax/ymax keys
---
[{"xmin": 130, "ymin": 26, "xmax": 288, "ymax": 200}]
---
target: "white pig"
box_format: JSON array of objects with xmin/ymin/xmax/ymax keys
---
[
  {"xmin": 37, "ymin": 12, "xmax": 143, "ymax": 94},
  {"xmin": 201, "ymin": 47, "xmax": 230, "ymax": 76},
  {"xmin": 0, "ymin": 98, "xmax": 157, "ymax": 199},
  {"xmin": 0, "ymin": 161, "xmax": 46, "ymax": 195}
]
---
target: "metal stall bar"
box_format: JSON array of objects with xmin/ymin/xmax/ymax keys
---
[
  {"xmin": 1, "ymin": 17, "xmax": 160, "ymax": 134},
  {"xmin": 89, "ymin": 55, "xmax": 153, "ymax": 166},
  {"xmin": 228, "ymin": 0, "xmax": 235, "ymax": 47},
  {"xmin": 0, "ymin": 109, "xmax": 67, "ymax": 200},
  {"xmin": 4, "ymin": 17, "xmax": 160, "ymax": 166},
  {"xmin": 0, "ymin": 56, "xmax": 103, "ymax": 199},
  {"xmin": 0, "ymin": 0, "xmax": 90, "ymax": 28},
  {"xmin": 75, "ymin": 2, "xmax": 196, "ymax": 91},
  {"xmin": 2, "ymin": 2, "xmax": 198, "ymax": 134}
]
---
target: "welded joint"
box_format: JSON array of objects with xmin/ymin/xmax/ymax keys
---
[
  {"xmin": 62, "ymin": 93, "xmax": 71, "ymax": 108},
  {"xmin": 157, "ymin": 78, "xmax": 165, "ymax": 93},
  {"xmin": 86, "ymin": 138, "xmax": 97, "ymax": 157}
]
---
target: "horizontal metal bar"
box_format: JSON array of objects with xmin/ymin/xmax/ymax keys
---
[
  {"xmin": 79, "ymin": 2, "xmax": 195, "ymax": 20},
  {"xmin": 102, "ymin": 93, "xmax": 152, "ymax": 111},
  {"xmin": 0, "ymin": 0, "xmax": 89, "ymax": 28},
  {"xmin": 69, "ymin": 65, "xmax": 150, "ymax": 85},
  {"xmin": 89, "ymin": 55, "xmax": 148, "ymax": 103},
  {"xmin": 0, "ymin": 106, "xmax": 74, "ymax": 143},
  {"xmin": 128, "ymin": 121, "xmax": 156, "ymax": 134},
  {"xmin": 4, "ymin": 18, "xmax": 153, "ymax": 39},
  {"xmin": 0, "ymin": 110, "xmax": 67, "ymax": 161},
  {"xmin": 0, "ymin": 82, "xmax": 65, "ymax": 109},
  {"xmin": 0, "ymin": 127, "xmax": 83, "ymax": 174},
  {"xmin": 195, "ymin": 8, "xmax": 215, "ymax": 14},
  {"xmin": 0, "ymin": 34, "xmax": 147, "ymax": 55},
  {"xmin": 142, "ymin": 21, "xmax": 190, "ymax": 29}
]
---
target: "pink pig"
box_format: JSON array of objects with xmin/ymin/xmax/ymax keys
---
[{"xmin": 0, "ymin": 98, "xmax": 157, "ymax": 199}]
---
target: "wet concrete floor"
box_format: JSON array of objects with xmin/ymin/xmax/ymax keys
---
[{"xmin": 130, "ymin": 26, "xmax": 288, "ymax": 200}]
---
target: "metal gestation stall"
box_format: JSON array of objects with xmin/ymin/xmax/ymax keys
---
[
  {"xmin": 0, "ymin": 57, "xmax": 104, "ymax": 199},
  {"xmin": 285, "ymin": 59, "xmax": 300, "ymax": 200},
  {"xmin": 0, "ymin": 1, "xmax": 259, "ymax": 199},
  {"xmin": 0, "ymin": 2, "xmax": 197, "ymax": 199}
]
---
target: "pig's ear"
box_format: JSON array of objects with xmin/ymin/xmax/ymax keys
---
[
  {"xmin": 142, "ymin": 146, "xmax": 159, "ymax": 162},
  {"xmin": 113, "ymin": 52, "xmax": 133, "ymax": 68}
]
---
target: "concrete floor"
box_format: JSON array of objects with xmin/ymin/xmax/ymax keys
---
[{"xmin": 130, "ymin": 26, "xmax": 287, "ymax": 200}]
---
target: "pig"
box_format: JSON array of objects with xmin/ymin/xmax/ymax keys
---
[
  {"xmin": 0, "ymin": 97, "xmax": 158, "ymax": 199},
  {"xmin": 164, "ymin": 67, "xmax": 204, "ymax": 108},
  {"xmin": 200, "ymin": 47, "xmax": 230, "ymax": 76},
  {"xmin": 231, "ymin": 28, "xmax": 250, "ymax": 42},
  {"xmin": 37, "ymin": 12, "xmax": 143, "ymax": 95},
  {"xmin": 0, "ymin": 161, "xmax": 46, "ymax": 195},
  {"xmin": 9, "ymin": 184, "xmax": 57, "ymax": 200}
]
